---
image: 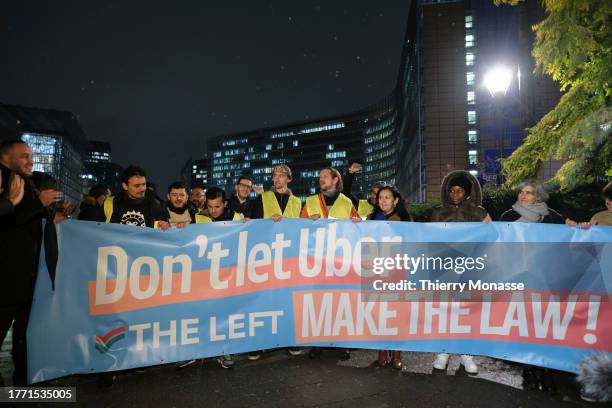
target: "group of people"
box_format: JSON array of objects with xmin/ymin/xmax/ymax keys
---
[{"xmin": 1, "ymin": 138, "xmax": 611, "ymax": 396}]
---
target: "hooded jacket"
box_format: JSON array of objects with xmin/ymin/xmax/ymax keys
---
[{"xmin": 431, "ymin": 170, "xmax": 487, "ymax": 222}]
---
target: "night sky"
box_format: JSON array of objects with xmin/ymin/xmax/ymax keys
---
[{"xmin": 0, "ymin": 0, "xmax": 410, "ymax": 191}]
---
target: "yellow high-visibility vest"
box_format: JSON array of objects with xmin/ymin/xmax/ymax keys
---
[
  {"xmin": 305, "ymin": 193, "xmax": 353, "ymax": 219},
  {"xmin": 103, "ymin": 196, "xmax": 114, "ymax": 222},
  {"xmin": 262, "ymin": 191, "xmax": 302, "ymax": 218},
  {"xmin": 195, "ymin": 211, "xmax": 242, "ymax": 223},
  {"xmin": 357, "ymin": 199, "xmax": 374, "ymax": 218}
]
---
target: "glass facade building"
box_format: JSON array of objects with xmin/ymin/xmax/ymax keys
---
[
  {"xmin": 84, "ymin": 141, "xmax": 123, "ymax": 193},
  {"xmin": 207, "ymin": 0, "xmax": 420, "ymax": 201},
  {"xmin": 1, "ymin": 104, "xmax": 89, "ymax": 203}
]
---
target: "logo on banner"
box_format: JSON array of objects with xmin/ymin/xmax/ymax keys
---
[{"xmin": 95, "ymin": 326, "xmax": 126, "ymax": 354}]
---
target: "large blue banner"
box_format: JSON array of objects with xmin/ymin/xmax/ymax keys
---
[{"xmin": 27, "ymin": 219, "xmax": 612, "ymax": 383}]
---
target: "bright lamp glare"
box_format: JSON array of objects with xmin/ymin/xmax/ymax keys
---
[{"xmin": 484, "ymin": 66, "xmax": 512, "ymax": 96}]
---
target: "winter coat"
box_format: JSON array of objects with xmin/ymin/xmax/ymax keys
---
[{"xmin": 430, "ymin": 170, "xmax": 487, "ymax": 222}]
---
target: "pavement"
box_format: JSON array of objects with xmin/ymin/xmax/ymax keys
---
[{"xmin": 1, "ymin": 333, "xmax": 597, "ymax": 407}]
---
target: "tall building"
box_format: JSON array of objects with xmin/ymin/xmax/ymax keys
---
[
  {"xmin": 201, "ymin": 0, "xmax": 561, "ymax": 202},
  {"xmin": 207, "ymin": 0, "xmax": 419, "ymax": 200},
  {"xmin": 84, "ymin": 140, "xmax": 123, "ymax": 193},
  {"xmin": 181, "ymin": 155, "xmax": 210, "ymax": 188},
  {"xmin": 0, "ymin": 103, "xmax": 89, "ymax": 203}
]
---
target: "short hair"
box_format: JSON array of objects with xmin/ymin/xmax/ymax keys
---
[
  {"xmin": 272, "ymin": 164, "xmax": 292, "ymax": 180},
  {"xmin": 602, "ymin": 181, "xmax": 612, "ymax": 201},
  {"xmin": 321, "ymin": 167, "xmax": 343, "ymax": 192},
  {"xmin": 517, "ymin": 179, "xmax": 549, "ymax": 202},
  {"xmin": 205, "ymin": 186, "xmax": 226, "ymax": 201},
  {"xmin": 0, "ymin": 139, "xmax": 27, "ymax": 156},
  {"xmin": 122, "ymin": 165, "xmax": 147, "ymax": 184},
  {"xmin": 236, "ymin": 175, "xmax": 252, "ymax": 185},
  {"xmin": 191, "ymin": 183, "xmax": 205, "ymax": 191},
  {"xmin": 89, "ymin": 184, "xmax": 110, "ymax": 199},
  {"xmin": 167, "ymin": 181, "xmax": 187, "ymax": 193},
  {"xmin": 371, "ymin": 181, "xmax": 387, "ymax": 190}
]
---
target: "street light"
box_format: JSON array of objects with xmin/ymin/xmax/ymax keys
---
[
  {"xmin": 484, "ymin": 66, "xmax": 512, "ymax": 97},
  {"xmin": 484, "ymin": 66, "xmax": 512, "ymax": 185}
]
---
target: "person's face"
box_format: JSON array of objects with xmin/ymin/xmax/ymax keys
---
[
  {"xmin": 3, "ymin": 144, "xmax": 34, "ymax": 177},
  {"xmin": 378, "ymin": 189, "xmax": 399, "ymax": 214},
  {"xmin": 319, "ymin": 169, "xmax": 337, "ymax": 192},
  {"xmin": 236, "ymin": 179, "xmax": 252, "ymax": 199},
  {"xmin": 191, "ymin": 188, "xmax": 205, "ymax": 208},
  {"xmin": 168, "ymin": 188, "xmax": 188, "ymax": 208},
  {"xmin": 448, "ymin": 186, "xmax": 466, "ymax": 205},
  {"xmin": 370, "ymin": 187, "xmax": 380, "ymax": 204},
  {"xmin": 206, "ymin": 197, "xmax": 226, "ymax": 219},
  {"xmin": 122, "ymin": 176, "xmax": 147, "ymax": 200},
  {"xmin": 96, "ymin": 189, "xmax": 111, "ymax": 205},
  {"xmin": 518, "ymin": 186, "xmax": 537, "ymax": 205},
  {"xmin": 272, "ymin": 170, "xmax": 290, "ymax": 191},
  {"xmin": 605, "ymin": 197, "xmax": 612, "ymax": 212}
]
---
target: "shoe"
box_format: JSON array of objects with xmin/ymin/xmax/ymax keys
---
[
  {"xmin": 340, "ymin": 349, "xmax": 351, "ymax": 361},
  {"xmin": 460, "ymin": 355, "xmax": 478, "ymax": 374},
  {"xmin": 177, "ymin": 359, "xmax": 196, "ymax": 368},
  {"xmin": 217, "ymin": 355, "xmax": 235, "ymax": 369},
  {"xmin": 391, "ymin": 351, "xmax": 402, "ymax": 370},
  {"xmin": 378, "ymin": 350, "xmax": 389, "ymax": 367},
  {"xmin": 288, "ymin": 348, "xmax": 304, "ymax": 356},
  {"xmin": 247, "ymin": 352, "xmax": 262, "ymax": 361},
  {"xmin": 433, "ymin": 353, "xmax": 449, "ymax": 370},
  {"xmin": 309, "ymin": 348, "xmax": 322, "ymax": 359}
]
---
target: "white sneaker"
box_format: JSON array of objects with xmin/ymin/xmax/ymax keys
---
[
  {"xmin": 460, "ymin": 355, "xmax": 478, "ymax": 374},
  {"xmin": 433, "ymin": 353, "xmax": 449, "ymax": 370}
]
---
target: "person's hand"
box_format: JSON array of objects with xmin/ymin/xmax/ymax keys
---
[
  {"xmin": 482, "ymin": 213, "xmax": 492, "ymax": 224},
  {"xmin": 348, "ymin": 163, "xmax": 362, "ymax": 174},
  {"xmin": 566, "ymin": 218, "xmax": 591, "ymax": 229},
  {"xmin": 175, "ymin": 222, "xmax": 187, "ymax": 229},
  {"xmin": 158, "ymin": 221, "xmax": 170, "ymax": 231},
  {"xmin": 62, "ymin": 201, "xmax": 76, "ymax": 217},
  {"xmin": 309, "ymin": 214, "xmax": 321, "ymax": 220},
  {"xmin": 271, "ymin": 214, "xmax": 282, "ymax": 222},
  {"xmin": 253, "ymin": 185, "xmax": 264, "ymax": 195},
  {"xmin": 8, "ymin": 173, "xmax": 25, "ymax": 206},
  {"xmin": 38, "ymin": 189, "xmax": 62, "ymax": 207},
  {"xmin": 351, "ymin": 216, "xmax": 362, "ymax": 223}
]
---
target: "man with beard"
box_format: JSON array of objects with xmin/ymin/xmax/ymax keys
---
[
  {"xmin": 104, "ymin": 165, "xmax": 170, "ymax": 230},
  {"xmin": 166, "ymin": 181, "xmax": 197, "ymax": 228},
  {"xmin": 301, "ymin": 167, "xmax": 358, "ymax": 360},
  {"xmin": 190, "ymin": 183, "xmax": 206, "ymax": 212},
  {"xmin": 0, "ymin": 139, "xmax": 62, "ymax": 385},
  {"xmin": 195, "ymin": 187, "xmax": 242, "ymax": 223},
  {"xmin": 300, "ymin": 167, "xmax": 359, "ymax": 220}
]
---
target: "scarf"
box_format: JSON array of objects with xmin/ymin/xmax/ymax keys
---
[{"xmin": 512, "ymin": 201, "xmax": 549, "ymax": 223}]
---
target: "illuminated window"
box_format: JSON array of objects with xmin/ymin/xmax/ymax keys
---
[
  {"xmin": 465, "ymin": 34, "xmax": 475, "ymax": 48},
  {"xmin": 468, "ymin": 130, "xmax": 478, "ymax": 144},
  {"xmin": 466, "ymin": 72, "xmax": 475, "ymax": 85},
  {"xmin": 467, "ymin": 91, "xmax": 475, "ymax": 105},
  {"xmin": 465, "ymin": 15, "xmax": 473, "ymax": 29},
  {"xmin": 466, "ymin": 52, "xmax": 475, "ymax": 66},
  {"xmin": 467, "ymin": 111, "xmax": 477, "ymax": 124},
  {"xmin": 469, "ymin": 170, "xmax": 478, "ymax": 176},
  {"xmin": 468, "ymin": 150, "xmax": 478, "ymax": 165}
]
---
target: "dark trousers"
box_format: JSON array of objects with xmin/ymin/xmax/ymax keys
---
[{"xmin": 0, "ymin": 304, "xmax": 32, "ymax": 386}]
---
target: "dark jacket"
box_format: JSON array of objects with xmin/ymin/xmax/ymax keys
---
[
  {"xmin": 0, "ymin": 197, "xmax": 14, "ymax": 217},
  {"xmin": 227, "ymin": 195, "xmax": 253, "ymax": 218},
  {"xmin": 78, "ymin": 196, "xmax": 106, "ymax": 222},
  {"xmin": 106, "ymin": 190, "xmax": 168, "ymax": 227},
  {"xmin": 499, "ymin": 208, "xmax": 565, "ymax": 224},
  {"xmin": 0, "ymin": 164, "xmax": 46, "ymax": 306},
  {"xmin": 431, "ymin": 170, "xmax": 487, "ymax": 222}
]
